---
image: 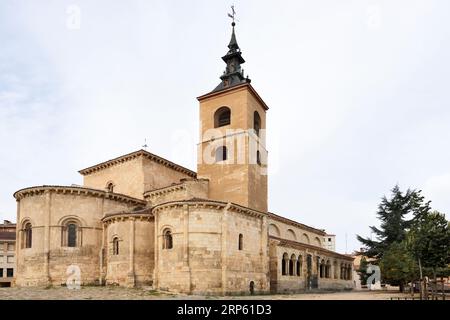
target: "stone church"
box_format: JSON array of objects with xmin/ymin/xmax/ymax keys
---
[{"xmin": 13, "ymin": 21, "xmax": 354, "ymax": 295}]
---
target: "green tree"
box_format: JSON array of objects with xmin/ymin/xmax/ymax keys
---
[
  {"xmin": 357, "ymin": 256, "xmax": 369, "ymax": 285},
  {"xmin": 357, "ymin": 185, "xmax": 430, "ymax": 260},
  {"xmin": 379, "ymin": 241, "xmax": 418, "ymax": 292},
  {"xmin": 408, "ymin": 211, "xmax": 450, "ymax": 282}
]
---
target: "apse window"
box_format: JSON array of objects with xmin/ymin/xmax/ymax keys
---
[
  {"xmin": 24, "ymin": 222, "xmax": 32, "ymax": 249},
  {"xmin": 163, "ymin": 229, "xmax": 173, "ymax": 250},
  {"xmin": 112, "ymin": 237, "xmax": 119, "ymax": 255},
  {"xmin": 67, "ymin": 223, "xmax": 78, "ymax": 247}
]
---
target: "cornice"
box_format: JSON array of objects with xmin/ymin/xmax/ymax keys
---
[
  {"xmin": 269, "ymin": 236, "xmax": 354, "ymax": 261},
  {"xmin": 152, "ymin": 199, "xmax": 267, "ymax": 218},
  {"xmin": 13, "ymin": 185, "xmax": 146, "ymax": 206},
  {"xmin": 102, "ymin": 208, "xmax": 153, "ymax": 224},
  {"xmin": 78, "ymin": 149, "xmax": 197, "ymax": 177},
  {"xmin": 197, "ymin": 83, "xmax": 269, "ymax": 111}
]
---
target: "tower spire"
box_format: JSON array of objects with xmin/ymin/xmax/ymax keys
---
[{"xmin": 212, "ymin": 7, "xmax": 251, "ymax": 93}]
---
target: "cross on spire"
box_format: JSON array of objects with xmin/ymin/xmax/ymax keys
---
[{"xmin": 142, "ymin": 138, "xmax": 148, "ymax": 151}]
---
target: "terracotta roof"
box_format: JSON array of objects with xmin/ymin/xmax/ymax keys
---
[
  {"xmin": 270, "ymin": 236, "xmax": 353, "ymax": 261},
  {"xmin": 267, "ymin": 212, "xmax": 326, "ymax": 236},
  {"xmin": 78, "ymin": 149, "xmax": 197, "ymax": 177}
]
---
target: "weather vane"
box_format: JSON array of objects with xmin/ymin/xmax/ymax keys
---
[{"xmin": 227, "ymin": 5, "xmax": 236, "ymax": 24}]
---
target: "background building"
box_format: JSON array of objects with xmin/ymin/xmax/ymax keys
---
[
  {"xmin": 0, "ymin": 220, "xmax": 16, "ymax": 287},
  {"xmin": 323, "ymin": 234, "xmax": 336, "ymax": 252}
]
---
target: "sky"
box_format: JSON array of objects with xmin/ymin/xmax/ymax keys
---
[{"xmin": 0, "ymin": 0, "xmax": 449, "ymax": 254}]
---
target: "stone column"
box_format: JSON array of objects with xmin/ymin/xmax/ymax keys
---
[
  {"xmin": 99, "ymin": 222, "xmax": 105, "ymax": 285},
  {"xmin": 127, "ymin": 217, "xmax": 135, "ymax": 287},
  {"xmin": 182, "ymin": 205, "xmax": 191, "ymax": 293},
  {"xmin": 153, "ymin": 211, "xmax": 159, "ymax": 289},
  {"xmin": 221, "ymin": 203, "xmax": 231, "ymax": 295},
  {"xmin": 43, "ymin": 190, "xmax": 52, "ymax": 285}
]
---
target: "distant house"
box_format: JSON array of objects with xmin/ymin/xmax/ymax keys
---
[{"xmin": 0, "ymin": 220, "xmax": 16, "ymax": 287}]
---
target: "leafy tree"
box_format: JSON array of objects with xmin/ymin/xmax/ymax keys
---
[
  {"xmin": 379, "ymin": 241, "xmax": 418, "ymax": 292},
  {"xmin": 407, "ymin": 211, "xmax": 450, "ymax": 281},
  {"xmin": 357, "ymin": 185, "xmax": 429, "ymax": 260}
]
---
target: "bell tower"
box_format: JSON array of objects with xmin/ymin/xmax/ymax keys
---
[{"xmin": 197, "ymin": 21, "xmax": 269, "ymax": 212}]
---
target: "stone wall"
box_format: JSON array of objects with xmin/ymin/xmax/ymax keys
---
[
  {"xmin": 153, "ymin": 201, "xmax": 269, "ymax": 295},
  {"xmin": 82, "ymin": 153, "xmax": 194, "ymax": 200},
  {"xmin": 14, "ymin": 187, "xmax": 144, "ymax": 287},
  {"xmin": 105, "ymin": 216, "xmax": 154, "ymax": 286},
  {"xmin": 83, "ymin": 156, "xmax": 146, "ymax": 199},
  {"xmin": 144, "ymin": 179, "xmax": 209, "ymax": 207}
]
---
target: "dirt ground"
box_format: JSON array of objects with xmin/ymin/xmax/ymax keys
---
[{"xmin": 0, "ymin": 287, "xmax": 429, "ymax": 300}]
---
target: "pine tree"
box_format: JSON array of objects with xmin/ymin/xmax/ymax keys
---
[{"xmin": 357, "ymin": 185, "xmax": 428, "ymax": 260}]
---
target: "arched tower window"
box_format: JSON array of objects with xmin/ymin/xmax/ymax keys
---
[
  {"xmin": 215, "ymin": 146, "xmax": 227, "ymax": 162},
  {"xmin": 24, "ymin": 222, "xmax": 32, "ymax": 249},
  {"xmin": 163, "ymin": 229, "xmax": 173, "ymax": 250},
  {"xmin": 214, "ymin": 107, "xmax": 231, "ymax": 127},
  {"xmin": 112, "ymin": 237, "xmax": 119, "ymax": 255},
  {"xmin": 253, "ymin": 111, "xmax": 261, "ymax": 136}
]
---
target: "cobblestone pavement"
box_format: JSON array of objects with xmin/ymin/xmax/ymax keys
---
[{"xmin": 0, "ymin": 287, "xmax": 420, "ymax": 300}]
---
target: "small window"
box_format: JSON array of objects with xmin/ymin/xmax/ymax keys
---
[
  {"xmin": 253, "ymin": 111, "xmax": 261, "ymax": 136},
  {"xmin": 7, "ymin": 243, "xmax": 14, "ymax": 251},
  {"xmin": 256, "ymin": 150, "xmax": 261, "ymax": 165},
  {"xmin": 106, "ymin": 182, "xmax": 114, "ymax": 193},
  {"xmin": 163, "ymin": 229, "xmax": 173, "ymax": 250},
  {"xmin": 238, "ymin": 234, "xmax": 243, "ymax": 250},
  {"xmin": 24, "ymin": 223, "xmax": 32, "ymax": 249},
  {"xmin": 0, "ymin": 269, "xmax": 3, "ymax": 278},
  {"xmin": 215, "ymin": 146, "xmax": 227, "ymax": 162},
  {"xmin": 112, "ymin": 237, "xmax": 119, "ymax": 255},
  {"xmin": 328, "ymin": 238, "xmax": 331, "ymax": 242},
  {"xmin": 214, "ymin": 107, "xmax": 231, "ymax": 128},
  {"xmin": 6, "ymin": 268, "xmax": 13, "ymax": 277}
]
